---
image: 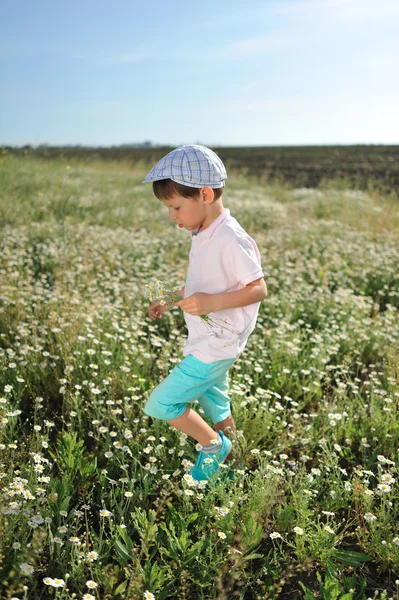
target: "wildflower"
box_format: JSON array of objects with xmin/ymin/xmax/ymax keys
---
[
  {"xmin": 86, "ymin": 580, "xmax": 98, "ymax": 589},
  {"xmin": 270, "ymin": 531, "xmax": 282, "ymax": 539},
  {"xmin": 293, "ymin": 527, "xmax": 304, "ymax": 535},
  {"xmin": 124, "ymin": 491, "xmax": 134, "ymax": 498},
  {"xmin": 183, "ymin": 473, "xmax": 195, "ymax": 485},
  {"xmin": 43, "ymin": 577, "xmax": 54, "ymax": 585},
  {"xmin": 184, "ymin": 489, "xmax": 194, "ymax": 496},
  {"xmin": 377, "ymin": 483, "xmax": 392, "ymax": 493},
  {"xmin": 83, "ymin": 595, "xmax": 96, "ymax": 600},
  {"xmin": 393, "ymin": 537, "xmax": 399, "ymax": 546},
  {"xmin": 218, "ymin": 506, "xmax": 230, "ymax": 516},
  {"xmin": 12, "ymin": 542, "xmax": 21, "ymax": 549},
  {"xmin": 31, "ymin": 514, "xmax": 44, "ymax": 525},
  {"xmin": 100, "ymin": 509, "xmax": 112, "ymax": 517},
  {"xmin": 144, "ymin": 592, "xmax": 156, "ymax": 600},
  {"xmin": 377, "ymin": 455, "xmax": 387, "ymax": 463},
  {"xmin": 218, "ymin": 531, "xmax": 227, "ymax": 539},
  {"xmin": 324, "ymin": 525, "xmax": 335, "ymax": 534},
  {"xmin": 250, "ymin": 449, "xmax": 260, "ymax": 454},
  {"xmin": 104, "ymin": 451, "xmax": 113, "ymax": 458},
  {"xmin": 87, "ymin": 550, "xmax": 99, "ymax": 561},
  {"xmin": 69, "ymin": 536, "xmax": 81, "ymax": 543},
  {"xmin": 334, "ymin": 444, "xmax": 342, "ymax": 452},
  {"xmin": 20, "ymin": 563, "xmax": 34, "ymax": 575},
  {"xmin": 52, "ymin": 537, "xmax": 64, "ymax": 545},
  {"xmin": 364, "ymin": 513, "xmax": 377, "ymax": 522},
  {"xmin": 53, "ymin": 579, "xmax": 65, "ymax": 588},
  {"xmin": 380, "ymin": 474, "xmax": 395, "ymax": 484}
]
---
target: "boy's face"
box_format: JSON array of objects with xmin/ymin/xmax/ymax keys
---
[{"xmin": 162, "ymin": 188, "xmax": 213, "ymax": 232}]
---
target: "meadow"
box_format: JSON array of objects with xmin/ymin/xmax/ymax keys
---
[
  {"xmin": 4, "ymin": 144, "xmax": 399, "ymax": 193},
  {"xmin": 0, "ymin": 154, "xmax": 398, "ymax": 599}
]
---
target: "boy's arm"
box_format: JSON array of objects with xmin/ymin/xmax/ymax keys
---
[{"xmin": 212, "ymin": 278, "xmax": 267, "ymax": 312}]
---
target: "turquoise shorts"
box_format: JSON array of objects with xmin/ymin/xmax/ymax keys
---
[{"xmin": 143, "ymin": 354, "xmax": 236, "ymax": 424}]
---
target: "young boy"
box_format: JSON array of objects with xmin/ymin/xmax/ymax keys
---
[{"xmin": 142, "ymin": 145, "xmax": 267, "ymax": 482}]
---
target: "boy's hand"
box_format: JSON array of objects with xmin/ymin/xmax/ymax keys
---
[
  {"xmin": 174, "ymin": 293, "xmax": 218, "ymax": 316},
  {"xmin": 148, "ymin": 299, "xmax": 170, "ymax": 320}
]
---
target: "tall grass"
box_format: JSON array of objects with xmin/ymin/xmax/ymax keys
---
[{"xmin": 0, "ymin": 156, "xmax": 398, "ymax": 599}]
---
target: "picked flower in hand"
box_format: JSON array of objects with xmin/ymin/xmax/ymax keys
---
[
  {"xmin": 144, "ymin": 280, "xmax": 182, "ymax": 310},
  {"xmin": 145, "ymin": 280, "xmax": 241, "ymax": 346}
]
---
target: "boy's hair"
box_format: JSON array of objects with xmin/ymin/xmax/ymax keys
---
[{"xmin": 153, "ymin": 179, "xmax": 223, "ymax": 202}]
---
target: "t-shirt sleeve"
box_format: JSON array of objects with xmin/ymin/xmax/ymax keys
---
[{"xmin": 228, "ymin": 236, "xmax": 264, "ymax": 287}]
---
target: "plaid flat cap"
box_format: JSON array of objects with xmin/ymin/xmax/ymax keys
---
[{"xmin": 142, "ymin": 144, "xmax": 227, "ymax": 189}]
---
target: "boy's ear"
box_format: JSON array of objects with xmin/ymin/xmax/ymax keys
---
[{"xmin": 201, "ymin": 187, "xmax": 215, "ymax": 204}]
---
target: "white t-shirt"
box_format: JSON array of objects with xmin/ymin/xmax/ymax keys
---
[{"xmin": 182, "ymin": 208, "xmax": 264, "ymax": 364}]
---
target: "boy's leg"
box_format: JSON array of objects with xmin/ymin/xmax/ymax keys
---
[
  {"xmin": 214, "ymin": 414, "xmax": 237, "ymax": 437},
  {"xmin": 214, "ymin": 414, "xmax": 237, "ymax": 463},
  {"xmin": 196, "ymin": 359, "xmax": 237, "ymax": 463},
  {"xmin": 166, "ymin": 407, "xmax": 219, "ymax": 447}
]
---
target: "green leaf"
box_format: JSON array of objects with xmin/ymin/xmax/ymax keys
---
[
  {"xmin": 114, "ymin": 540, "xmax": 131, "ymax": 563},
  {"xmin": 114, "ymin": 580, "xmax": 128, "ymax": 595},
  {"xmin": 116, "ymin": 525, "xmax": 133, "ymax": 551},
  {"xmin": 298, "ymin": 581, "xmax": 317, "ymax": 599},
  {"xmin": 186, "ymin": 512, "xmax": 199, "ymax": 526},
  {"xmin": 241, "ymin": 552, "xmax": 264, "ymax": 561},
  {"xmin": 325, "ymin": 558, "xmax": 339, "ymax": 580},
  {"xmin": 331, "ymin": 550, "xmax": 373, "ymax": 567}
]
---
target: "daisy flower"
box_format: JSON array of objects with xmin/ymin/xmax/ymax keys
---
[
  {"xmin": 20, "ymin": 563, "xmax": 34, "ymax": 575},
  {"xmin": 324, "ymin": 525, "xmax": 335, "ymax": 534},
  {"xmin": 364, "ymin": 513, "xmax": 377, "ymax": 522}
]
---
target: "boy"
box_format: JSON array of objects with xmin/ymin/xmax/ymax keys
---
[{"xmin": 142, "ymin": 145, "xmax": 267, "ymax": 482}]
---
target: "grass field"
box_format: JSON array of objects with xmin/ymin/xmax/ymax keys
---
[
  {"xmin": 3, "ymin": 144, "xmax": 399, "ymax": 193},
  {"xmin": 0, "ymin": 155, "xmax": 399, "ymax": 599}
]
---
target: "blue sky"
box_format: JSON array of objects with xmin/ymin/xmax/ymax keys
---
[{"xmin": 1, "ymin": 0, "xmax": 398, "ymax": 146}]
